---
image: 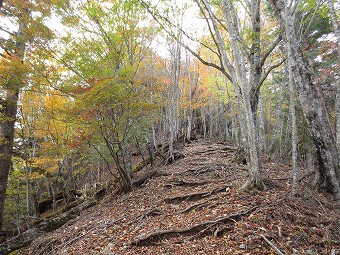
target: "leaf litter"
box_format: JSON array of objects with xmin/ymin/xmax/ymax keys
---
[{"xmin": 18, "ymin": 139, "xmax": 339, "ymax": 255}]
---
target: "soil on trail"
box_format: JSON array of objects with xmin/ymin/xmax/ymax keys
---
[{"xmin": 18, "ymin": 140, "xmax": 340, "ymax": 255}]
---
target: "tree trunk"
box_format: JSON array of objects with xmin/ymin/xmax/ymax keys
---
[
  {"xmin": 326, "ymin": 0, "xmax": 340, "ymax": 151},
  {"xmin": 0, "ymin": 23, "xmax": 26, "ymax": 230},
  {"xmin": 271, "ymin": 0, "xmax": 340, "ymax": 199},
  {"xmin": 249, "ymin": 0, "xmax": 262, "ymax": 116},
  {"xmin": 284, "ymin": 1, "xmax": 298, "ymax": 196},
  {"xmin": 258, "ymin": 94, "xmax": 266, "ymax": 152},
  {"xmin": 222, "ymin": 0, "xmax": 265, "ymax": 191}
]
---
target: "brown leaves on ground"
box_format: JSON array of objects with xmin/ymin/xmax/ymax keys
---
[{"xmin": 18, "ymin": 140, "xmax": 340, "ymax": 255}]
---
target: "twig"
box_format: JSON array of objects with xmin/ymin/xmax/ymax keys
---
[{"xmin": 260, "ymin": 234, "xmax": 285, "ymax": 255}]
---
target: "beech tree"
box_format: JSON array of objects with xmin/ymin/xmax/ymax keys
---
[
  {"xmin": 0, "ymin": 0, "xmax": 54, "ymax": 230},
  {"xmin": 271, "ymin": 0, "xmax": 340, "ymax": 199}
]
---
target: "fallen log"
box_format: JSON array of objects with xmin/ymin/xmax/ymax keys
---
[
  {"xmin": 0, "ymin": 198, "xmax": 96, "ymax": 255},
  {"xmin": 132, "ymin": 168, "xmax": 159, "ymax": 187},
  {"xmin": 131, "ymin": 206, "xmax": 257, "ymax": 246},
  {"xmin": 38, "ymin": 189, "xmax": 82, "ymax": 214}
]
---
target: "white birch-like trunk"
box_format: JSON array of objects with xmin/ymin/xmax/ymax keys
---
[
  {"xmin": 268, "ymin": 77, "xmax": 287, "ymax": 153},
  {"xmin": 326, "ymin": 0, "xmax": 340, "ymax": 150},
  {"xmin": 258, "ymin": 94, "xmax": 266, "ymax": 152},
  {"xmin": 222, "ymin": 0, "xmax": 264, "ymax": 190},
  {"xmin": 271, "ymin": 0, "xmax": 340, "ymax": 199},
  {"xmin": 225, "ymin": 80, "xmax": 238, "ymax": 143},
  {"xmin": 201, "ymin": 0, "xmax": 247, "ymax": 145},
  {"xmin": 284, "ymin": 0, "xmax": 298, "ymax": 196}
]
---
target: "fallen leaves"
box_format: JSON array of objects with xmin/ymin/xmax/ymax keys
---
[{"xmin": 17, "ymin": 140, "xmax": 340, "ymax": 255}]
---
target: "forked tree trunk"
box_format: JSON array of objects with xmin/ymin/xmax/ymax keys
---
[
  {"xmin": 222, "ymin": 0, "xmax": 265, "ymax": 191},
  {"xmin": 271, "ymin": 0, "xmax": 340, "ymax": 199}
]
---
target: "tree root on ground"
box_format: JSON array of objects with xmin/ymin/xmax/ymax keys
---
[
  {"xmin": 131, "ymin": 206, "xmax": 257, "ymax": 246},
  {"xmin": 135, "ymin": 208, "xmax": 164, "ymax": 223},
  {"xmin": 165, "ymin": 151, "xmax": 185, "ymax": 165},
  {"xmin": 164, "ymin": 180, "xmax": 210, "ymax": 188},
  {"xmin": 177, "ymin": 201, "xmax": 210, "ymax": 214},
  {"xmin": 164, "ymin": 185, "xmax": 230, "ymax": 204}
]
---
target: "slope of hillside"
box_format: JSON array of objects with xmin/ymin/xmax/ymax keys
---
[{"xmin": 16, "ymin": 140, "xmax": 340, "ymax": 255}]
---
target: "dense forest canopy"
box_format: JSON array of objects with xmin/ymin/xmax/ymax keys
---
[{"xmin": 0, "ymin": 0, "xmax": 339, "ymax": 243}]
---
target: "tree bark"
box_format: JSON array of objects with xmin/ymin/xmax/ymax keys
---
[
  {"xmin": 284, "ymin": 1, "xmax": 298, "ymax": 196},
  {"xmin": 222, "ymin": 0, "xmax": 265, "ymax": 191},
  {"xmin": 249, "ymin": 0, "xmax": 262, "ymax": 116},
  {"xmin": 0, "ymin": 23, "xmax": 26, "ymax": 230},
  {"xmin": 326, "ymin": 0, "xmax": 340, "ymax": 151},
  {"xmin": 271, "ymin": 0, "xmax": 340, "ymax": 199}
]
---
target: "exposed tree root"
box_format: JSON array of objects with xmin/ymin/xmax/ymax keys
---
[
  {"xmin": 135, "ymin": 208, "xmax": 164, "ymax": 223},
  {"xmin": 131, "ymin": 206, "xmax": 257, "ymax": 246},
  {"xmin": 298, "ymin": 171, "xmax": 315, "ymax": 182},
  {"xmin": 164, "ymin": 186, "xmax": 230, "ymax": 204},
  {"xmin": 165, "ymin": 151, "xmax": 185, "ymax": 165},
  {"xmin": 192, "ymin": 146, "xmax": 237, "ymax": 156},
  {"xmin": 153, "ymin": 170, "xmax": 172, "ymax": 177},
  {"xmin": 184, "ymin": 166, "xmax": 216, "ymax": 176},
  {"xmin": 177, "ymin": 201, "xmax": 210, "ymax": 214},
  {"xmin": 164, "ymin": 180, "xmax": 210, "ymax": 188}
]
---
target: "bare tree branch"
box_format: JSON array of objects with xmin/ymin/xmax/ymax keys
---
[
  {"xmin": 260, "ymin": 35, "xmax": 282, "ymax": 67},
  {"xmin": 255, "ymin": 58, "xmax": 285, "ymax": 96},
  {"xmin": 138, "ymin": 0, "xmax": 232, "ymax": 82}
]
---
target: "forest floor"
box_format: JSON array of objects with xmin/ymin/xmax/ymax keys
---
[{"xmin": 18, "ymin": 139, "xmax": 339, "ymax": 255}]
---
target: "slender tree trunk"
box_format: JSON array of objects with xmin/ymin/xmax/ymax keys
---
[
  {"xmin": 200, "ymin": 0, "xmax": 247, "ymax": 145},
  {"xmin": 271, "ymin": 0, "xmax": 340, "ymax": 199},
  {"xmin": 268, "ymin": 77, "xmax": 287, "ymax": 153},
  {"xmin": 249, "ymin": 0, "xmax": 262, "ymax": 116},
  {"xmin": 284, "ymin": 1, "xmax": 298, "ymax": 196},
  {"xmin": 258, "ymin": 94, "xmax": 266, "ymax": 152},
  {"xmin": 123, "ymin": 140, "xmax": 132, "ymax": 176},
  {"xmin": 186, "ymin": 54, "xmax": 193, "ymax": 142},
  {"xmin": 224, "ymin": 78, "xmax": 238, "ymax": 144},
  {"xmin": 222, "ymin": 0, "xmax": 265, "ymax": 190}
]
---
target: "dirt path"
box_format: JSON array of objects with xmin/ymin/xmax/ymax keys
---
[{"xmin": 18, "ymin": 140, "xmax": 339, "ymax": 255}]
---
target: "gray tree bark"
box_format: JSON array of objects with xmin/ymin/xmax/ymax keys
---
[
  {"xmin": 284, "ymin": 0, "xmax": 298, "ymax": 196},
  {"xmin": 222, "ymin": 0, "xmax": 265, "ymax": 190},
  {"xmin": 271, "ymin": 0, "xmax": 340, "ymax": 199},
  {"xmin": 326, "ymin": 0, "xmax": 340, "ymax": 151}
]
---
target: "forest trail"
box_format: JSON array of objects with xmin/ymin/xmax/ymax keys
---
[{"xmin": 18, "ymin": 140, "xmax": 339, "ymax": 255}]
